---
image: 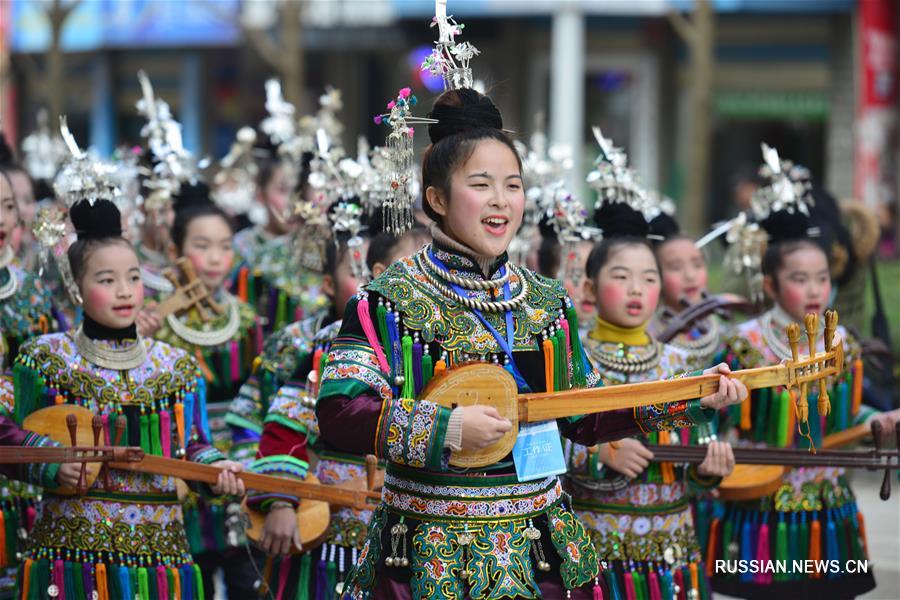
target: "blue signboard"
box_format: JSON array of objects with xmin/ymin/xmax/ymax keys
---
[{"xmin": 11, "ymin": 0, "xmax": 240, "ymax": 52}]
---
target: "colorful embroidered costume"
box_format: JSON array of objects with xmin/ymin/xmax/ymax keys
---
[
  {"xmin": 0, "ymin": 261, "xmax": 59, "ymax": 367},
  {"xmin": 706, "ymin": 309, "xmax": 875, "ymax": 599},
  {"xmin": 226, "ymin": 310, "xmax": 334, "ymax": 466},
  {"xmin": 315, "ymin": 244, "xmax": 718, "ymax": 599},
  {"xmin": 4, "ymin": 330, "xmax": 225, "ymax": 600},
  {"xmin": 153, "ymin": 293, "xmax": 261, "ymax": 583},
  {"xmin": 244, "ymin": 315, "xmax": 375, "ymax": 599},
  {"xmin": 565, "ymin": 320, "xmax": 719, "ymax": 600},
  {"xmin": 231, "ymin": 231, "xmax": 327, "ymax": 334},
  {"xmin": 648, "ymin": 310, "xmax": 728, "ymax": 373}
]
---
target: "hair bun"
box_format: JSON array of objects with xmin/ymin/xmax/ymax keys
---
[
  {"xmin": 648, "ymin": 212, "xmax": 680, "ymax": 242},
  {"xmin": 70, "ymin": 199, "xmax": 123, "ymax": 240},
  {"xmin": 0, "ymin": 133, "xmax": 15, "ymax": 167},
  {"xmin": 427, "ymin": 89, "xmax": 504, "ymax": 145},
  {"xmin": 173, "ymin": 181, "xmax": 213, "ymax": 214},
  {"xmin": 593, "ymin": 201, "xmax": 649, "ymax": 239}
]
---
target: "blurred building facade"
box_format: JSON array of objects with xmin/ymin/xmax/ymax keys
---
[{"xmin": 2, "ymin": 0, "xmax": 894, "ymax": 234}]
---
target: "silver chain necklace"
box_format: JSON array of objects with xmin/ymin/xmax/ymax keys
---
[
  {"xmin": 588, "ymin": 340, "xmax": 662, "ymax": 375},
  {"xmin": 420, "ymin": 244, "xmax": 510, "ymax": 290},
  {"xmin": 165, "ymin": 293, "xmax": 242, "ymax": 347},
  {"xmin": 74, "ymin": 326, "xmax": 148, "ymax": 371},
  {"xmin": 414, "ymin": 252, "xmax": 529, "ymax": 313}
]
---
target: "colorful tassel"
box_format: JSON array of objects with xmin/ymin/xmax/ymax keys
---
[
  {"xmin": 297, "ymin": 553, "xmax": 312, "ymax": 600},
  {"xmin": 564, "ymin": 306, "xmax": 587, "ymax": 386},
  {"xmin": 775, "ymin": 514, "xmax": 788, "ymax": 582},
  {"xmin": 401, "ymin": 335, "xmax": 414, "ymax": 400},
  {"xmin": 623, "ymin": 571, "xmax": 636, "ymax": 600},
  {"xmin": 193, "ymin": 563, "xmax": 204, "ymax": 600},
  {"xmin": 433, "ymin": 357, "xmax": 446, "ymax": 378},
  {"xmin": 673, "ymin": 568, "xmax": 684, "ymax": 600},
  {"xmin": 594, "ymin": 577, "xmax": 605, "ymax": 600},
  {"xmin": 705, "ymin": 518, "xmax": 720, "ymax": 578},
  {"xmin": 21, "ymin": 558, "xmax": 33, "ymax": 599},
  {"xmin": 82, "ymin": 563, "xmax": 93, "ymax": 600},
  {"xmin": 689, "ymin": 563, "xmax": 700, "ymax": 597},
  {"xmin": 809, "ymin": 515, "xmax": 822, "ymax": 579},
  {"xmin": 754, "ymin": 523, "xmax": 771, "ymax": 584},
  {"xmin": 412, "ymin": 340, "xmax": 424, "ymax": 396},
  {"xmin": 739, "ymin": 514, "xmax": 753, "ymax": 582},
  {"xmin": 740, "ymin": 385, "xmax": 752, "ymax": 431},
  {"xmin": 421, "ymin": 353, "xmax": 433, "ymax": 389},
  {"xmin": 647, "ymin": 570, "xmax": 661, "ymax": 600},
  {"xmin": 542, "ymin": 337, "xmax": 554, "ymax": 393},
  {"xmin": 150, "ymin": 412, "xmax": 162, "ymax": 456},
  {"xmin": 777, "ymin": 389, "xmax": 790, "ymax": 447},
  {"xmin": 173, "ymin": 568, "xmax": 182, "ymax": 600},
  {"xmin": 159, "ymin": 410, "xmax": 172, "ymax": 458},
  {"xmin": 659, "ymin": 569, "xmax": 673, "ymax": 600},
  {"xmin": 326, "ymin": 560, "xmax": 337, "ymax": 600},
  {"xmin": 851, "ymin": 358, "xmax": 863, "ymax": 416}
]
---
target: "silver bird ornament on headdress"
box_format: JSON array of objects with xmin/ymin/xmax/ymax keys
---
[{"xmin": 422, "ymin": 0, "xmax": 480, "ymax": 92}]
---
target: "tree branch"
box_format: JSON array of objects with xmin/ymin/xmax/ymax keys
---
[
  {"xmin": 667, "ymin": 10, "xmax": 697, "ymax": 48},
  {"xmin": 243, "ymin": 25, "xmax": 285, "ymax": 73}
]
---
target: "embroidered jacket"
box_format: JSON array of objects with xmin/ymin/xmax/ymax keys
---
[
  {"xmin": 565, "ymin": 329, "xmax": 719, "ymax": 600},
  {"xmin": 648, "ymin": 309, "xmax": 729, "ymax": 372},
  {"xmin": 315, "ymin": 244, "xmax": 718, "ymax": 600},
  {"xmin": 226, "ymin": 310, "xmax": 333, "ymax": 466},
  {"xmin": 1, "ymin": 332, "xmax": 225, "ymax": 599},
  {"xmin": 153, "ymin": 295, "xmax": 260, "ymax": 555},
  {"xmin": 705, "ymin": 311, "xmax": 875, "ymax": 597},
  {"xmin": 230, "ymin": 229, "xmax": 327, "ymax": 334},
  {"xmin": 0, "ymin": 262, "xmax": 59, "ymax": 366}
]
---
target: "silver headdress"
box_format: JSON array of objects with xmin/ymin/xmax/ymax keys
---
[
  {"xmin": 21, "ymin": 108, "xmax": 68, "ymax": 184},
  {"xmin": 136, "ymin": 71, "xmax": 196, "ymax": 213},
  {"xmin": 750, "ymin": 143, "xmax": 814, "ymax": 222},
  {"xmin": 715, "ymin": 143, "xmax": 816, "ymax": 304},
  {"xmin": 295, "ymin": 129, "xmax": 369, "ymax": 278},
  {"xmin": 373, "ymin": 88, "xmax": 436, "ymax": 235},
  {"xmin": 421, "ymin": 0, "xmax": 480, "ymax": 92},
  {"xmin": 42, "ymin": 117, "xmax": 124, "ymax": 304},
  {"xmin": 212, "ymin": 126, "xmax": 263, "ymax": 223},
  {"xmin": 586, "ymin": 126, "xmax": 651, "ymax": 216}
]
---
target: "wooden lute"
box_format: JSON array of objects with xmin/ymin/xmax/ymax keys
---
[
  {"xmin": 642, "ymin": 420, "xmax": 900, "ymax": 501},
  {"xmin": 154, "ymin": 257, "xmax": 224, "ymax": 320},
  {"xmin": 426, "ymin": 311, "xmax": 844, "ymax": 468},
  {"xmin": 21, "ymin": 404, "xmax": 380, "ymax": 511},
  {"xmin": 655, "ymin": 293, "xmax": 755, "ymax": 344}
]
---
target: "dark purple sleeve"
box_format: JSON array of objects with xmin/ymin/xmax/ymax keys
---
[
  {"xmin": 316, "ymin": 393, "xmax": 383, "ymax": 456},
  {"xmin": 0, "ymin": 414, "xmax": 48, "ymax": 482},
  {"xmin": 558, "ymin": 409, "xmax": 643, "ymax": 445}
]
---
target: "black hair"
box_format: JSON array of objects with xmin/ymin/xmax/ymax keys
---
[
  {"xmin": 366, "ymin": 225, "xmax": 428, "ymax": 273},
  {"xmin": 67, "ymin": 199, "xmax": 133, "ymax": 282},
  {"xmin": 421, "ymin": 88, "xmax": 522, "ymax": 224},
  {"xmin": 586, "ymin": 200, "xmax": 658, "ymax": 279},
  {"xmin": 323, "ymin": 234, "xmax": 350, "ymax": 280},
  {"xmin": 536, "ymin": 213, "xmax": 560, "ymax": 277},
  {"xmin": 171, "ymin": 181, "xmax": 235, "ymax": 252}
]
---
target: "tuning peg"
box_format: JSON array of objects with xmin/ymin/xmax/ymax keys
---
[
  {"xmin": 824, "ymin": 310, "xmax": 837, "ymax": 352},
  {"xmin": 870, "ymin": 420, "xmax": 892, "ymax": 500},
  {"xmin": 66, "ymin": 414, "xmax": 78, "ymax": 447},
  {"xmin": 114, "ymin": 416, "xmax": 127, "ymax": 446},
  {"xmin": 366, "ymin": 454, "xmax": 378, "ymax": 492},
  {"xmin": 804, "ymin": 313, "xmax": 819, "ymax": 358},
  {"xmin": 786, "ymin": 323, "xmax": 801, "ymax": 363}
]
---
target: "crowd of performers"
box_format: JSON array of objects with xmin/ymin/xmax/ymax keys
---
[{"xmin": 0, "ymin": 5, "xmax": 897, "ymax": 600}]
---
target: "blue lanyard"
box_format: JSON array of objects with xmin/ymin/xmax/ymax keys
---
[{"xmin": 428, "ymin": 250, "xmax": 528, "ymax": 387}]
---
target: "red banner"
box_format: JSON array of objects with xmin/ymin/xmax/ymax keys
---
[{"xmin": 856, "ymin": 0, "xmax": 897, "ymax": 211}]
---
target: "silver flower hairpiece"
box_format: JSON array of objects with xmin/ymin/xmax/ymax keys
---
[
  {"xmin": 213, "ymin": 126, "xmax": 263, "ymax": 223},
  {"xmin": 374, "ymin": 88, "xmax": 437, "ymax": 235},
  {"xmin": 586, "ymin": 126, "xmax": 651, "ymax": 217},
  {"xmin": 750, "ymin": 143, "xmax": 814, "ymax": 222},
  {"xmin": 421, "ymin": 0, "xmax": 480, "ymax": 91},
  {"xmin": 21, "ymin": 109, "xmax": 68, "ymax": 184}
]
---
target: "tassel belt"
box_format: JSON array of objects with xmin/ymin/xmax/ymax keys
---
[{"xmin": 382, "ymin": 464, "xmax": 562, "ymax": 522}]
